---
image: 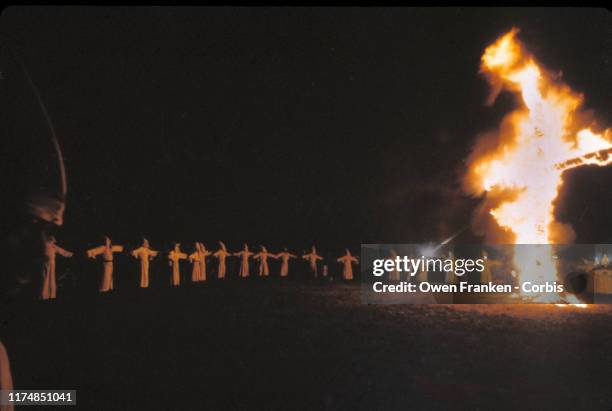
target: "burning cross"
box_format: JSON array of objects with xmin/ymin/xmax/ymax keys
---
[{"xmin": 464, "ymin": 29, "xmax": 612, "ymax": 300}]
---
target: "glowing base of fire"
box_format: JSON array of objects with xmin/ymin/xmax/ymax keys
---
[
  {"xmin": 510, "ymin": 292, "xmax": 588, "ymax": 308},
  {"xmin": 554, "ymin": 294, "xmax": 588, "ymax": 308},
  {"xmin": 555, "ymin": 304, "xmax": 588, "ymax": 308}
]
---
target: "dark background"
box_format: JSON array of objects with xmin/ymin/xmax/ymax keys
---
[{"xmin": 1, "ymin": 7, "xmax": 611, "ymax": 254}]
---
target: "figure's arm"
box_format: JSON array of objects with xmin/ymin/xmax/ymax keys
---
[
  {"xmin": 337, "ymin": 257, "xmax": 344, "ymax": 263},
  {"xmin": 112, "ymin": 245, "xmax": 124, "ymax": 253},
  {"xmin": 149, "ymin": 250, "xmax": 159, "ymax": 258},
  {"xmin": 179, "ymin": 252, "xmax": 188, "ymax": 260},
  {"xmin": 316, "ymin": 255, "xmax": 324, "ymax": 260},
  {"xmin": 131, "ymin": 248, "xmax": 140, "ymax": 258},
  {"xmin": 87, "ymin": 245, "xmax": 105, "ymax": 258},
  {"xmin": 289, "ymin": 253, "xmax": 297, "ymax": 259},
  {"xmin": 55, "ymin": 245, "xmax": 73, "ymax": 258}
]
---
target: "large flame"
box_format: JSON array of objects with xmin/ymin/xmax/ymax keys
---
[{"xmin": 465, "ymin": 28, "xmax": 611, "ymax": 303}]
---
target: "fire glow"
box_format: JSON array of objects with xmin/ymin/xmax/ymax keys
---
[{"xmin": 464, "ymin": 29, "xmax": 612, "ymax": 305}]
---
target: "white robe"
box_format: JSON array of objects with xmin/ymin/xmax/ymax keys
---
[
  {"xmin": 131, "ymin": 247, "xmax": 158, "ymax": 288},
  {"xmin": 87, "ymin": 244, "xmax": 123, "ymax": 292},
  {"xmin": 337, "ymin": 254, "xmax": 358, "ymax": 280},
  {"xmin": 169, "ymin": 250, "xmax": 187, "ymax": 286},
  {"xmin": 41, "ymin": 241, "xmax": 72, "ymax": 300}
]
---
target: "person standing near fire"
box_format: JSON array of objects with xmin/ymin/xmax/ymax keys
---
[
  {"xmin": 337, "ymin": 249, "xmax": 359, "ymax": 281},
  {"xmin": 87, "ymin": 236, "xmax": 124, "ymax": 292},
  {"xmin": 302, "ymin": 246, "xmax": 323, "ymax": 278},
  {"xmin": 189, "ymin": 242, "xmax": 202, "ymax": 283},
  {"xmin": 41, "ymin": 233, "xmax": 73, "ymax": 300},
  {"xmin": 275, "ymin": 248, "xmax": 297, "ymax": 278},
  {"xmin": 446, "ymin": 250, "xmax": 458, "ymax": 285},
  {"xmin": 169, "ymin": 243, "xmax": 187, "ymax": 286},
  {"xmin": 388, "ymin": 249, "xmax": 400, "ymax": 281},
  {"xmin": 0, "ymin": 40, "xmax": 79, "ymax": 408},
  {"xmin": 213, "ymin": 241, "xmax": 231, "ymax": 279},
  {"xmin": 234, "ymin": 244, "xmax": 254, "ymax": 278},
  {"xmin": 480, "ymin": 250, "xmax": 492, "ymax": 284},
  {"xmin": 253, "ymin": 245, "xmax": 273, "ymax": 277},
  {"xmin": 193, "ymin": 242, "xmax": 212, "ymax": 281},
  {"xmin": 131, "ymin": 238, "xmax": 158, "ymax": 288}
]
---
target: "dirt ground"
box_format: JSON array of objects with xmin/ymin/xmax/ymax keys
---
[{"xmin": 1, "ymin": 278, "xmax": 611, "ymax": 410}]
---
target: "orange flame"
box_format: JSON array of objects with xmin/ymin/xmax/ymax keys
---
[{"xmin": 465, "ymin": 29, "xmax": 611, "ymax": 301}]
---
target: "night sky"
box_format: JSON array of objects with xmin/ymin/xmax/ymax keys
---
[{"xmin": 1, "ymin": 7, "xmax": 611, "ymax": 253}]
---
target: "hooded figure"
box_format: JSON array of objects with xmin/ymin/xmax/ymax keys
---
[
  {"xmin": 253, "ymin": 246, "xmax": 273, "ymax": 277},
  {"xmin": 169, "ymin": 243, "xmax": 187, "ymax": 286},
  {"xmin": 388, "ymin": 249, "xmax": 400, "ymax": 282},
  {"xmin": 213, "ymin": 241, "xmax": 231, "ymax": 279},
  {"xmin": 41, "ymin": 234, "xmax": 73, "ymax": 300},
  {"xmin": 234, "ymin": 244, "xmax": 254, "ymax": 278},
  {"xmin": 197, "ymin": 243, "xmax": 212, "ymax": 281},
  {"xmin": 480, "ymin": 250, "xmax": 492, "ymax": 284},
  {"xmin": 87, "ymin": 236, "xmax": 124, "ymax": 292},
  {"xmin": 446, "ymin": 250, "xmax": 457, "ymax": 285},
  {"xmin": 337, "ymin": 249, "xmax": 359, "ymax": 281},
  {"xmin": 189, "ymin": 243, "xmax": 207, "ymax": 282},
  {"xmin": 1, "ymin": 41, "xmax": 72, "ymax": 408},
  {"xmin": 274, "ymin": 248, "xmax": 297, "ymax": 278},
  {"xmin": 131, "ymin": 239, "xmax": 159, "ymax": 288},
  {"xmin": 416, "ymin": 260, "xmax": 428, "ymax": 283},
  {"xmin": 302, "ymin": 246, "xmax": 323, "ymax": 278}
]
